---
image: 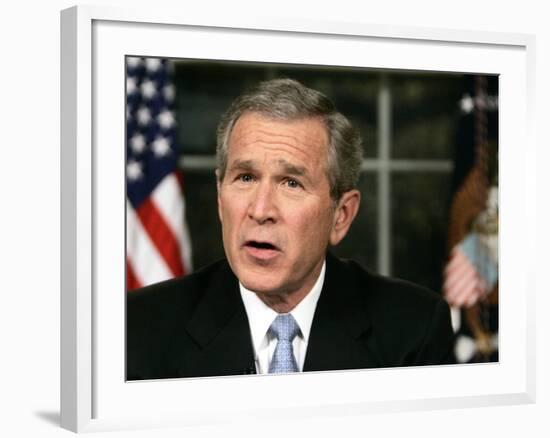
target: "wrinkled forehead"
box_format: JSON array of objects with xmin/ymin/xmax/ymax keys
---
[{"xmin": 227, "ymin": 112, "xmax": 330, "ymax": 161}]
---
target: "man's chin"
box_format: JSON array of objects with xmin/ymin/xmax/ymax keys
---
[
  {"xmin": 231, "ymin": 255, "xmax": 283, "ymax": 288},
  {"xmin": 239, "ymin": 276, "xmax": 283, "ymax": 295}
]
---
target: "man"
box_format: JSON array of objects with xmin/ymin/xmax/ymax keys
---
[{"xmin": 127, "ymin": 78, "xmax": 455, "ymax": 380}]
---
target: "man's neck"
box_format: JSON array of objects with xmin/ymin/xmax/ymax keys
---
[{"xmin": 257, "ymin": 293, "xmax": 303, "ymax": 314}]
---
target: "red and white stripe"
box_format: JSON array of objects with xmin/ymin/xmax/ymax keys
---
[
  {"xmin": 443, "ymin": 246, "xmax": 487, "ymax": 308},
  {"xmin": 126, "ymin": 172, "xmax": 192, "ymax": 290}
]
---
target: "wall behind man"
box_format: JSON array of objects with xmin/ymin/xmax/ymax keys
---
[{"xmin": 0, "ymin": 0, "xmax": 547, "ymax": 437}]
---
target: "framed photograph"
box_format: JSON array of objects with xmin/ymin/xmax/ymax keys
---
[{"xmin": 61, "ymin": 5, "xmax": 536, "ymax": 433}]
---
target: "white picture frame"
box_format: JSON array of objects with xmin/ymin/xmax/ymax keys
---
[{"xmin": 60, "ymin": 5, "xmax": 536, "ymax": 433}]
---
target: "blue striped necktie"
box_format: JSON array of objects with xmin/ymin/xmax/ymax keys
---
[{"xmin": 268, "ymin": 314, "xmax": 300, "ymax": 373}]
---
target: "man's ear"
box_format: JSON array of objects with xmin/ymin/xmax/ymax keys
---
[
  {"xmin": 215, "ymin": 169, "xmax": 223, "ymax": 223},
  {"xmin": 215, "ymin": 168, "xmax": 221, "ymax": 192},
  {"xmin": 329, "ymin": 189, "xmax": 360, "ymax": 246}
]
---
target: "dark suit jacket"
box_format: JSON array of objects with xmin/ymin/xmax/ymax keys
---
[{"xmin": 127, "ymin": 253, "xmax": 455, "ymax": 380}]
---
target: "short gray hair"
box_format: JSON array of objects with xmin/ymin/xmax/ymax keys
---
[{"xmin": 216, "ymin": 78, "xmax": 363, "ymax": 201}]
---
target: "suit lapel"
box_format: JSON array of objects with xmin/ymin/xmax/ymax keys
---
[
  {"xmin": 181, "ymin": 262, "xmax": 256, "ymax": 377},
  {"xmin": 176, "ymin": 255, "xmax": 383, "ymax": 376},
  {"xmin": 304, "ymin": 253, "xmax": 383, "ymax": 372}
]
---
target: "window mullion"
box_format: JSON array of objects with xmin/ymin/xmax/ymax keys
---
[{"xmin": 377, "ymin": 74, "xmax": 392, "ymax": 276}]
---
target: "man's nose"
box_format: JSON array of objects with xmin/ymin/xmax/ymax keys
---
[{"xmin": 247, "ymin": 181, "xmax": 278, "ymax": 224}]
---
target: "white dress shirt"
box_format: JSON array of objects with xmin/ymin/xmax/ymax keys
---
[{"xmin": 239, "ymin": 261, "xmax": 325, "ymax": 374}]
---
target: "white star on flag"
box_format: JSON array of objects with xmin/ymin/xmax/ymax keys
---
[
  {"xmin": 130, "ymin": 134, "xmax": 146, "ymax": 154},
  {"xmin": 152, "ymin": 136, "xmax": 171, "ymax": 157},
  {"xmin": 158, "ymin": 110, "xmax": 175, "ymax": 129},
  {"xmin": 127, "ymin": 77, "xmax": 137, "ymax": 95},
  {"xmin": 126, "ymin": 57, "xmax": 142, "ymax": 68},
  {"xmin": 145, "ymin": 58, "xmax": 161, "ymax": 72},
  {"xmin": 137, "ymin": 106, "xmax": 151, "ymax": 126},
  {"xmin": 141, "ymin": 80, "xmax": 156, "ymax": 100},
  {"xmin": 127, "ymin": 160, "xmax": 143, "ymax": 181}
]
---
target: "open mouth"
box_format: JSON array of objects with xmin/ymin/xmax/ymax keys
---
[
  {"xmin": 243, "ymin": 240, "xmax": 281, "ymax": 260},
  {"xmin": 246, "ymin": 241, "xmax": 278, "ymax": 250}
]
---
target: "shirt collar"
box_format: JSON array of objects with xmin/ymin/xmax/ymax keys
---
[{"xmin": 239, "ymin": 260, "xmax": 326, "ymax": 357}]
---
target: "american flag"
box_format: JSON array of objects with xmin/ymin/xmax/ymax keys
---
[
  {"xmin": 443, "ymin": 231, "xmax": 498, "ymax": 307},
  {"xmin": 443, "ymin": 75, "xmax": 497, "ymax": 308},
  {"xmin": 442, "ymin": 164, "xmax": 489, "ymax": 308},
  {"xmin": 126, "ymin": 56, "xmax": 192, "ymax": 291}
]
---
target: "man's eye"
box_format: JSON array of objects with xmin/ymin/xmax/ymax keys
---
[
  {"xmin": 238, "ymin": 174, "xmax": 253, "ymax": 183},
  {"xmin": 284, "ymin": 178, "xmax": 302, "ymax": 189}
]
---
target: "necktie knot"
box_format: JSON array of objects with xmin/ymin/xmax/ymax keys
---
[{"xmin": 269, "ymin": 313, "xmax": 300, "ymax": 342}]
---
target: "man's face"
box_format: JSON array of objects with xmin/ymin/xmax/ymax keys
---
[{"xmin": 217, "ymin": 112, "xmax": 343, "ymax": 301}]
